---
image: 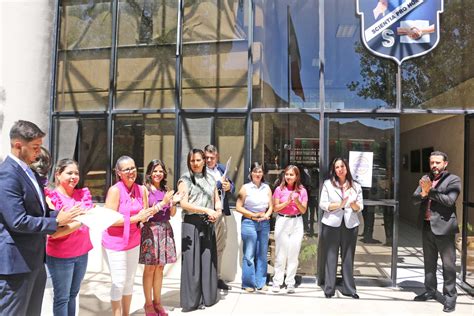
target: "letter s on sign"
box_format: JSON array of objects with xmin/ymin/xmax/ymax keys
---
[{"xmin": 382, "ymin": 29, "xmax": 395, "ymax": 47}]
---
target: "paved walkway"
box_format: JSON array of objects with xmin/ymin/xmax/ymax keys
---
[{"xmin": 41, "ymin": 221, "xmax": 473, "ymax": 315}]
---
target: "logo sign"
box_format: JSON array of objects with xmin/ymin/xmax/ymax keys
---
[{"xmin": 356, "ymin": 0, "xmax": 444, "ymax": 65}]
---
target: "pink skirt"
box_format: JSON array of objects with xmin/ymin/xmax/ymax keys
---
[{"xmin": 139, "ymin": 221, "xmax": 177, "ymax": 265}]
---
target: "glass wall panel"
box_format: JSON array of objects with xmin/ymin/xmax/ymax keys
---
[
  {"xmin": 215, "ymin": 117, "xmax": 246, "ymax": 203},
  {"xmin": 179, "ymin": 116, "xmax": 245, "ymax": 201},
  {"xmin": 56, "ymin": 0, "xmax": 112, "ymax": 111},
  {"xmin": 402, "ymin": 1, "xmax": 474, "ymax": 109},
  {"xmin": 253, "ymin": 0, "xmax": 320, "ymax": 108},
  {"xmin": 113, "ymin": 114, "xmax": 176, "ymax": 188},
  {"xmin": 54, "ymin": 117, "xmax": 108, "ymax": 201},
  {"xmin": 324, "ymin": 0, "xmax": 396, "ymax": 109},
  {"xmin": 252, "ymin": 113, "xmax": 320, "ymax": 275},
  {"xmin": 181, "ymin": 0, "xmax": 248, "ymax": 109},
  {"xmin": 116, "ymin": 0, "xmax": 177, "ymax": 110},
  {"xmin": 328, "ymin": 117, "xmax": 395, "ymax": 280}
]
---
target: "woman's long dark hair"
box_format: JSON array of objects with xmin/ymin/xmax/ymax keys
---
[
  {"xmin": 187, "ymin": 149, "xmax": 206, "ymax": 185},
  {"xmin": 279, "ymin": 165, "xmax": 303, "ymax": 193},
  {"xmin": 329, "ymin": 157, "xmax": 354, "ymax": 188},
  {"xmin": 144, "ymin": 159, "xmax": 168, "ymax": 191}
]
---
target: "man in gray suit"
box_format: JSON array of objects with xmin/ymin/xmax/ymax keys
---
[{"xmin": 412, "ymin": 151, "xmax": 460, "ymax": 313}]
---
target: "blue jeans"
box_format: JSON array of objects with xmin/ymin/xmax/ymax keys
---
[
  {"xmin": 46, "ymin": 253, "xmax": 88, "ymax": 316},
  {"xmin": 241, "ymin": 218, "xmax": 270, "ymax": 289}
]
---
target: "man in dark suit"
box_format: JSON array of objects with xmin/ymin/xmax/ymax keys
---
[
  {"xmin": 0, "ymin": 120, "xmax": 80, "ymax": 316},
  {"xmin": 412, "ymin": 151, "xmax": 460, "ymax": 313},
  {"xmin": 204, "ymin": 144, "xmax": 235, "ymax": 290}
]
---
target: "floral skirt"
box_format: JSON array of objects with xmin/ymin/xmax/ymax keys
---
[{"xmin": 139, "ymin": 221, "xmax": 177, "ymax": 265}]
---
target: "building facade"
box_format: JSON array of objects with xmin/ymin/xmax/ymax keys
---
[{"xmin": 1, "ymin": 0, "xmax": 473, "ymax": 289}]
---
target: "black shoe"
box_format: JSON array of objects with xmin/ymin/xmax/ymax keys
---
[
  {"xmin": 342, "ymin": 292, "xmax": 359, "ymax": 299},
  {"xmin": 414, "ymin": 291, "xmax": 436, "ymax": 301},
  {"xmin": 360, "ymin": 237, "xmax": 381, "ymax": 244},
  {"xmin": 442, "ymin": 303, "xmax": 455, "ymax": 313},
  {"xmin": 324, "ymin": 293, "xmax": 334, "ymax": 298},
  {"xmin": 218, "ymin": 279, "xmax": 231, "ymax": 290}
]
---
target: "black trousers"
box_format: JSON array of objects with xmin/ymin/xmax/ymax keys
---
[
  {"xmin": 422, "ymin": 221, "xmax": 457, "ymax": 304},
  {"xmin": 0, "ymin": 265, "xmax": 47, "ymax": 316},
  {"xmin": 180, "ymin": 215, "xmax": 218, "ymax": 311},
  {"xmin": 320, "ymin": 221, "xmax": 358, "ymax": 296}
]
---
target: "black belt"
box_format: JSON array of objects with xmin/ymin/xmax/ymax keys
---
[{"xmin": 278, "ymin": 213, "xmax": 302, "ymax": 218}]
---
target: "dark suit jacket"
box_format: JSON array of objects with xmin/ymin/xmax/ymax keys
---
[
  {"xmin": 412, "ymin": 171, "xmax": 461, "ymax": 235},
  {"xmin": 215, "ymin": 163, "xmax": 235, "ymax": 216},
  {"xmin": 0, "ymin": 156, "xmax": 58, "ymax": 275}
]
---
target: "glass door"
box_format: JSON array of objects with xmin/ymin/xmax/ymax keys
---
[
  {"xmin": 462, "ymin": 115, "xmax": 474, "ymax": 289},
  {"xmin": 321, "ymin": 116, "xmax": 399, "ymax": 285},
  {"xmin": 252, "ymin": 113, "xmax": 320, "ymax": 277}
]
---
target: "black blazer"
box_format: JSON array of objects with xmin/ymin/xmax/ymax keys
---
[
  {"xmin": 0, "ymin": 156, "xmax": 58, "ymax": 275},
  {"xmin": 412, "ymin": 171, "xmax": 461, "ymax": 235}
]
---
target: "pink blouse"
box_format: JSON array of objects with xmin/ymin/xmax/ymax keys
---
[
  {"xmin": 46, "ymin": 188, "xmax": 93, "ymax": 258},
  {"xmin": 102, "ymin": 182, "xmax": 143, "ymax": 251},
  {"xmin": 273, "ymin": 186, "xmax": 308, "ymax": 216}
]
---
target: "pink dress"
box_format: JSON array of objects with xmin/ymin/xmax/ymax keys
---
[
  {"xmin": 46, "ymin": 188, "xmax": 93, "ymax": 258},
  {"xmin": 102, "ymin": 181, "xmax": 143, "ymax": 251}
]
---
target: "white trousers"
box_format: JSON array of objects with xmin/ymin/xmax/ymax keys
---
[
  {"xmin": 105, "ymin": 246, "xmax": 140, "ymax": 301},
  {"xmin": 272, "ymin": 216, "xmax": 304, "ymax": 287}
]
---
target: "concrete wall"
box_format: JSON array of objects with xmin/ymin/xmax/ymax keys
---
[
  {"xmin": 0, "ymin": 0, "xmax": 55, "ymax": 159},
  {"xmin": 400, "ymin": 115, "xmax": 464, "ymax": 227}
]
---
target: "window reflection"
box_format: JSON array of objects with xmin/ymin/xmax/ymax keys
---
[
  {"xmin": 113, "ymin": 114, "xmax": 176, "ymax": 188},
  {"xmin": 402, "ymin": 1, "xmax": 474, "ymax": 109},
  {"xmin": 181, "ymin": 0, "xmax": 248, "ymax": 109},
  {"xmin": 56, "ymin": 0, "xmax": 112, "ymax": 112},
  {"xmin": 325, "ymin": 0, "xmax": 396, "ymax": 109},
  {"xmin": 116, "ymin": 0, "xmax": 177, "ymax": 109},
  {"xmin": 54, "ymin": 117, "xmax": 108, "ymax": 201},
  {"xmin": 253, "ymin": 0, "xmax": 320, "ymax": 108}
]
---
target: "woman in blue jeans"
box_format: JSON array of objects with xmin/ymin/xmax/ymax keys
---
[
  {"xmin": 45, "ymin": 159, "xmax": 93, "ymax": 316},
  {"xmin": 236, "ymin": 162, "xmax": 273, "ymax": 292}
]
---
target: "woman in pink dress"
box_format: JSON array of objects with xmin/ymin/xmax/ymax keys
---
[
  {"xmin": 139, "ymin": 159, "xmax": 180, "ymax": 316},
  {"xmin": 102, "ymin": 156, "xmax": 157, "ymax": 316},
  {"xmin": 45, "ymin": 158, "xmax": 93, "ymax": 316}
]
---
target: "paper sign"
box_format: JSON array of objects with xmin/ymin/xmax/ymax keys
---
[{"xmin": 349, "ymin": 151, "xmax": 373, "ymax": 188}]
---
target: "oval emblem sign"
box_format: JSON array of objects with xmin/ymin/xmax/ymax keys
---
[{"xmin": 356, "ymin": 0, "xmax": 444, "ymax": 65}]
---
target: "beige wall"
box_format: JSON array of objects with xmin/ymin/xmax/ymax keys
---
[
  {"xmin": 0, "ymin": 0, "xmax": 54, "ymax": 159},
  {"xmin": 400, "ymin": 115, "xmax": 464, "ymax": 227}
]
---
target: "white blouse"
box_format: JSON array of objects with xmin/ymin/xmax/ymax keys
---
[{"xmin": 243, "ymin": 182, "xmax": 271, "ymax": 213}]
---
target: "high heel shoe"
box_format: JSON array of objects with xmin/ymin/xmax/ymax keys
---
[
  {"xmin": 153, "ymin": 301, "xmax": 168, "ymax": 316},
  {"xmin": 144, "ymin": 303, "xmax": 158, "ymax": 316}
]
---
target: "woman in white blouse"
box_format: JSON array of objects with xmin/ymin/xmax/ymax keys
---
[
  {"xmin": 319, "ymin": 157, "xmax": 363, "ymax": 299},
  {"xmin": 235, "ymin": 162, "xmax": 273, "ymax": 292}
]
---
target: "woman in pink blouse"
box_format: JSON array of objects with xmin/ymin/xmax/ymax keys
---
[
  {"xmin": 103, "ymin": 156, "xmax": 157, "ymax": 316},
  {"xmin": 45, "ymin": 158, "xmax": 93, "ymax": 316},
  {"xmin": 271, "ymin": 165, "xmax": 308, "ymax": 294}
]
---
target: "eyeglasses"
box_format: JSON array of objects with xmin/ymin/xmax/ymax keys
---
[{"xmin": 120, "ymin": 167, "xmax": 136, "ymax": 174}]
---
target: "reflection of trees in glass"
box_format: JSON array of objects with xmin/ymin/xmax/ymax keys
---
[
  {"xmin": 346, "ymin": 43, "xmax": 397, "ymax": 106},
  {"xmin": 348, "ymin": 2, "xmax": 473, "ymax": 109}
]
